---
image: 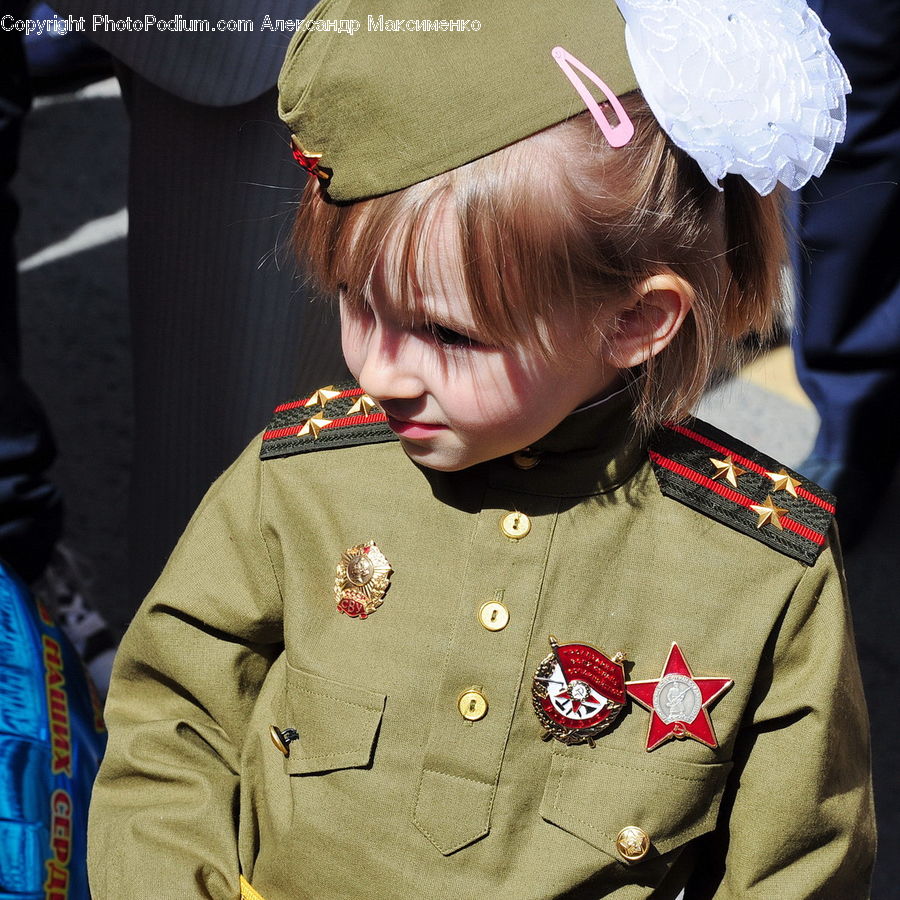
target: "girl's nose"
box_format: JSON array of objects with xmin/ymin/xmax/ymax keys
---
[{"xmin": 356, "ymin": 330, "xmax": 426, "ymax": 403}]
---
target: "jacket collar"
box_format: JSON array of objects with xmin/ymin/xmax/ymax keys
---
[{"xmin": 483, "ymin": 384, "xmax": 649, "ymax": 498}]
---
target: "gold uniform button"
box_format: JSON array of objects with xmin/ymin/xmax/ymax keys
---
[
  {"xmin": 511, "ymin": 450, "xmax": 539, "ymax": 470},
  {"xmin": 269, "ymin": 725, "xmax": 299, "ymax": 758},
  {"xmin": 616, "ymin": 825, "xmax": 650, "ymax": 863},
  {"xmin": 458, "ymin": 690, "xmax": 489, "ymax": 721},
  {"xmin": 479, "ymin": 601, "xmax": 510, "ymax": 631},
  {"xmin": 499, "ymin": 511, "xmax": 531, "ymax": 539}
]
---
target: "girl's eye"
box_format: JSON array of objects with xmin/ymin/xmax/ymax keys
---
[{"xmin": 428, "ymin": 323, "xmax": 473, "ymax": 347}]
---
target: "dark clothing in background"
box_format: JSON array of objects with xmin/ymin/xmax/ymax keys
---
[
  {"xmin": 0, "ymin": 3, "xmax": 63, "ymax": 582},
  {"xmin": 793, "ymin": 0, "xmax": 900, "ymax": 482},
  {"xmin": 51, "ymin": 0, "xmax": 347, "ymax": 600}
]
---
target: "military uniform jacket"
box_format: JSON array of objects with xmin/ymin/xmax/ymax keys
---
[{"xmin": 87, "ymin": 388, "xmax": 874, "ymax": 898}]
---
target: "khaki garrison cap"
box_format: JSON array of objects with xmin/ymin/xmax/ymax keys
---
[{"xmin": 277, "ymin": 0, "xmax": 638, "ymax": 202}]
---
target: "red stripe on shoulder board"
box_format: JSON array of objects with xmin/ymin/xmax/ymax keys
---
[
  {"xmin": 785, "ymin": 521, "xmax": 828, "ymax": 544},
  {"xmin": 263, "ymin": 424, "xmax": 302, "ymax": 440},
  {"xmin": 274, "ymin": 387, "xmax": 364, "ymax": 413},
  {"xmin": 262, "ymin": 411, "xmax": 388, "ymax": 442},
  {"xmin": 652, "ymin": 451, "xmax": 753, "ymax": 508},
  {"xmin": 328, "ymin": 412, "xmax": 389, "ymax": 429},
  {"xmin": 664, "ymin": 423, "xmax": 835, "ymax": 514},
  {"xmin": 649, "ymin": 451, "xmax": 826, "ymax": 546}
]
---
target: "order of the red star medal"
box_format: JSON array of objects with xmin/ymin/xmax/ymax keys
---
[{"xmin": 626, "ymin": 643, "xmax": 733, "ymax": 752}]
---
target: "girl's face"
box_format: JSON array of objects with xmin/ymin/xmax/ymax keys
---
[{"xmin": 341, "ymin": 210, "xmax": 619, "ymax": 472}]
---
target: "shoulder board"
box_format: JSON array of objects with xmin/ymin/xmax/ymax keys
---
[
  {"xmin": 649, "ymin": 418, "xmax": 836, "ymax": 566},
  {"xmin": 260, "ymin": 381, "xmax": 398, "ymax": 461}
]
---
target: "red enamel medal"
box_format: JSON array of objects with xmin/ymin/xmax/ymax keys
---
[
  {"xmin": 532, "ymin": 636, "xmax": 627, "ymax": 746},
  {"xmin": 626, "ymin": 643, "xmax": 732, "ymax": 752}
]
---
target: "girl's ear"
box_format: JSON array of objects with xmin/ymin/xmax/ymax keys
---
[{"xmin": 607, "ymin": 273, "xmax": 694, "ymax": 369}]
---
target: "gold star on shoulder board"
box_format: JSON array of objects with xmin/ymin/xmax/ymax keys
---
[
  {"xmin": 765, "ymin": 468, "xmax": 801, "ymax": 497},
  {"xmin": 710, "ymin": 455, "xmax": 747, "ymax": 488},
  {"xmin": 347, "ymin": 394, "xmax": 379, "ymax": 416},
  {"xmin": 750, "ymin": 495, "xmax": 788, "ymax": 530},
  {"xmin": 304, "ymin": 385, "xmax": 342, "ymax": 408},
  {"xmin": 298, "ymin": 416, "xmax": 331, "ymax": 438}
]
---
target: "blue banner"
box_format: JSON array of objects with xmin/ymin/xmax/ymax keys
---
[{"xmin": 0, "ymin": 562, "xmax": 105, "ymax": 899}]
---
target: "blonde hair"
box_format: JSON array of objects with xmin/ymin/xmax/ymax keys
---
[{"xmin": 295, "ymin": 93, "xmax": 787, "ymax": 431}]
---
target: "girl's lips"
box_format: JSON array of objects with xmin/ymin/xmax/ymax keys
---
[{"xmin": 385, "ymin": 415, "xmax": 447, "ymax": 439}]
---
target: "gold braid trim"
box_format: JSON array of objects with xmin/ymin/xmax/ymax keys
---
[{"xmin": 239, "ymin": 875, "xmax": 267, "ymax": 900}]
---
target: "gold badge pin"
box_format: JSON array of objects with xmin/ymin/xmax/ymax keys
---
[
  {"xmin": 765, "ymin": 468, "xmax": 801, "ymax": 497},
  {"xmin": 709, "ymin": 455, "xmax": 747, "ymax": 488},
  {"xmin": 347, "ymin": 394, "xmax": 379, "ymax": 416},
  {"xmin": 334, "ymin": 541, "xmax": 393, "ymax": 619},
  {"xmin": 298, "ymin": 416, "xmax": 331, "ymax": 439},
  {"xmin": 304, "ymin": 385, "xmax": 342, "ymax": 408},
  {"xmin": 750, "ymin": 495, "xmax": 788, "ymax": 530}
]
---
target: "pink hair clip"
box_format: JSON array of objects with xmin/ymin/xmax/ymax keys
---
[{"xmin": 551, "ymin": 46, "xmax": 634, "ymax": 148}]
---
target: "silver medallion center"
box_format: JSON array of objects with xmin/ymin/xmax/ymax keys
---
[
  {"xmin": 546, "ymin": 666, "xmax": 609, "ymax": 720},
  {"xmin": 346, "ymin": 554, "xmax": 374, "ymax": 587},
  {"xmin": 653, "ymin": 673, "xmax": 702, "ymax": 724}
]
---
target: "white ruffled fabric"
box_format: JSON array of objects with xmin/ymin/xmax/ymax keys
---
[{"xmin": 614, "ymin": 0, "xmax": 851, "ymax": 195}]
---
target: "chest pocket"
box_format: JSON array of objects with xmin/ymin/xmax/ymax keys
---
[
  {"xmin": 540, "ymin": 746, "xmax": 733, "ymax": 862},
  {"xmin": 280, "ymin": 662, "xmax": 386, "ymax": 775}
]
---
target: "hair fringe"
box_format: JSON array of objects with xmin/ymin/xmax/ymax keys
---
[{"xmin": 293, "ymin": 94, "xmax": 787, "ymax": 433}]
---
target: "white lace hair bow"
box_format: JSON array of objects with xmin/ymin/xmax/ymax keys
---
[{"xmin": 614, "ymin": 0, "xmax": 850, "ymax": 195}]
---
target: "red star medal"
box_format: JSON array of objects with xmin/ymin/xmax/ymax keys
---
[{"xmin": 626, "ymin": 643, "xmax": 732, "ymax": 752}]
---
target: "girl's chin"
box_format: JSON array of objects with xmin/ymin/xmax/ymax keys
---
[{"xmin": 397, "ymin": 439, "xmax": 478, "ymax": 473}]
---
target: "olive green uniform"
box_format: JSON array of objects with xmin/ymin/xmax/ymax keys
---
[{"xmin": 87, "ymin": 390, "xmax": 874, "ymax": 898}]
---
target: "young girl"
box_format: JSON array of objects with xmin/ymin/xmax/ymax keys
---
[{"xmin": 87, "ymin": 1, "xmax": 874, "ymax": 897}]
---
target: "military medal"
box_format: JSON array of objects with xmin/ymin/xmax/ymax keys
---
[
  {"xmin": 626, "ymin": 643, "xmax": 732, "ymax": 752},
  {"xmin": 532, "ymin": 636, "xmax": 627, "ymax": 746},
  {"xmin": 334, "ymin": 541, "xmax": 392, "ymax": 618}
]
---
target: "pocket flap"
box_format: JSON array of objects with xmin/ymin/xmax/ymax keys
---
[
  {"xmin": 281, "ymin": 662, "xmax": 386, "ymax": 775},
  {"xmin": 541, "ymin": 748, "xmax": 732, "ymax": 861}
]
